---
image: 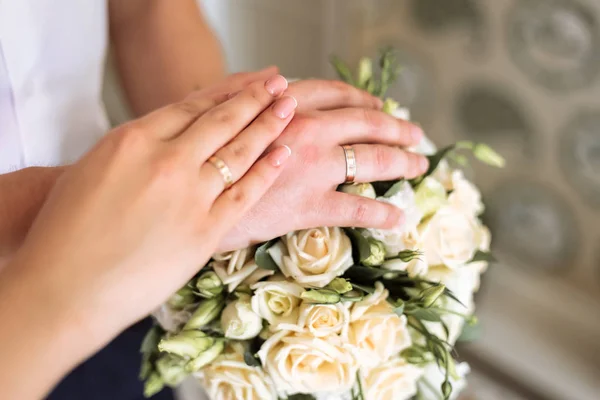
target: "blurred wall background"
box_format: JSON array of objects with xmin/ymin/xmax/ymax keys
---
[{"xmin": 103, "ymin": 1, "xmax": 600, "ymax": 399}]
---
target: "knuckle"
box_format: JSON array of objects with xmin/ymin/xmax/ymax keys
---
[
  {"xmin": 113, "ymin": 125, "xmax": 149, "ymax": 154},
  {"xmin": 373, "ymin": 146, "xmax": 393, "ymax": 172},
  {"xmin": 351, "ymin": 199, "xmax": 371, "ymax": 225},
  {"xmin": 208, "ymin": 107, "xmax": 233, "ymax": 125},
  {"xmin": 224, "ymin": 140, "xmax": 249, "ymax": 161},
  {"xmin": 172, "ymin": 100, "xmax": 202, "ymax": 118},
  {"xmin": 288, "ymin": 114, "xmax": 315, "ymax": 134},
  {"xmin": 247, "ymin": 80, "xmax": 270, "ymax": 103},
  {"xmin": 361, "ymin": 108, "xmax": 384, "ymax": 132},
  {"xmin": 225, "ymin": 187, "xmax": 249, "ymax": 205}
]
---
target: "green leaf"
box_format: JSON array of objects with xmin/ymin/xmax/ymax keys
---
[
  {"xmin": 383, "ymin": 179, "xmax": 406, "ymax": 198},
  {"xmin": 344, "ymin": 265, "xmax": 387, "ymax": 281},
  {"xmin": 243, "ymin": 350, "xmax": 261, "ymax": 367},
  {"xmin": 351, "ymin": 282, "xmax": 376, "ymax": 294},
  {"xmin": 255, "ymin": 239, "xmax": 279, "ymax": 271},
  {"xmin": 457, "ymin": 319, "xmax": 482, "ymax": 342},
  {"xmin": 344, "ymin": 228, "xmax": 372, "ymax": 262},
  {"xmin": 407, "ymin": 307, "xmax": 442, "ymax": 322},
  {"xmin": 330, "ymin": 55, "xmax": 354, "ymax": 85},
  {"xmin": 140, "ymin": 325, "xmax": 164, "ymax": 354},
  {"xmin": 443, "ymin": 287, "xmax": 466, "ymax": 308},
  {"xmin": 469, "ymin": 250, "xmax": 497, "ymax": 263}
]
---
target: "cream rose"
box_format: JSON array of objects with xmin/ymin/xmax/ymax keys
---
[
  {"xmin": 257, "ymin": 330, "xmax": 358, "ymax": 396},
  {"xmin": 345, "ymin": 282, "xmax": 412, "ymax": 369},
  {"xmin": 267, "ymin": 227, "xmax": 353, "ymax": 288},
  {"xmin": 220, "ymin": 296, "xmax": 263, "ymax": 340},
  {"xmin": 364, "ymin": 182, "xmax": 423, "ymax": 257},
  {"xmin": 250, "ymin": 280, "xmax": 304, "ymax": 330},
  {"xmin": 419, "ymin": 206, "xmax": 486, "ymax": 269},
  {"xmin": 448, "ymin": 170, "xmax": 484, "ymax": 216},
  {"xmin": 282, "ymin": 302, "xmax": 351, "ymax": 337},
  {"xmin": 212, "ymin": 247, "xmax": 258, "ymax": 292},
  {"xmin": 198, "ymin": 342, "xmax": 277, "ymax": 400},
  {"xmin": 363, "ymin": 357, "xmax": 423, "ymax": 400}
]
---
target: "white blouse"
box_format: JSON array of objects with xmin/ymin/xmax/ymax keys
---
[{"xmin": 0, "ymin": 0, "xmax": 110, "ymax": 174}]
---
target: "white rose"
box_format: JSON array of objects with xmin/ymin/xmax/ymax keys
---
[
  {"xmin": 257, "ymin": 330, "xmax": 358, "ymax": 396},
  {"xmin": 363, "ymin": 357, "xmax": 423, "ymax": 400},
  {"xmin": 365, "ymin": 182, "xmax": 423, "ymax": 257},
  {"xmin": 220, "ymin": 296, "xmax": 263, "ymax": 340},
  {"xmin": 345, "ymin": 282, "xmax": 412, "ymax": 369},
  {"xmin": 250, "ymin": 280, "xmax": 304, "ymax": 330},
  {"xmin": 419, "ymin": 362, "xmax": 470, "ymax": 400},
  {"xmin": 282, "ymin": 302, "xmax": 351, "ymax": 337},
  {"xmin": 448, "ymin": 170, "xmax": 484, "ymax": 216},
  {"xmin": 198, "ymin": 342, "xmax": 277, "ymax": 400},
  {"xmin": 268, "ymin": 227, "xmax": 353, "ymax": 288},
  {"xmin": 419, "ymin": 206, "xmax": 486, "ymax": 269},
  {"xmin": 212, "ymin": 247, "xmax": 258, "ymax": 292}
]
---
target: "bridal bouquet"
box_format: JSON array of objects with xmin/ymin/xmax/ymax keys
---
[{"xmin": 140, "ymin": 50, "xmax": 503, "ymax": 400}]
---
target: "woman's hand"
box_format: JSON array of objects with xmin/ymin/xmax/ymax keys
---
[{"xmin": 0, "ymin": 75, "xmax": 296, "ymax": 399}]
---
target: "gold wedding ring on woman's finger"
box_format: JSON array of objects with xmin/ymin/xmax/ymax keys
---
[
  {"xmin": 208, "ymin": 156, "xmax": 234, "ymax": 190},
  {"xmin": 342, "ymin": 145, "xmax": 357, "ymax": 183}
]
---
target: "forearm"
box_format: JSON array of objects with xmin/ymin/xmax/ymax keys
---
[
  {"xmin": 0, "ymin": 257, "xmax": 92, "ymax": 399},
  {"xmin": 0, "ymin": 167, "xmax": 64, "ymax": 261},
  {"xmin": 109, "ymin": 0, "xmax": 226, "ymax": 116}
]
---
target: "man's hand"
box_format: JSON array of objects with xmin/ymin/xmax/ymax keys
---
[{"xmin": 218, "ymin": 80, "xmax": 429, "ymax": 251}]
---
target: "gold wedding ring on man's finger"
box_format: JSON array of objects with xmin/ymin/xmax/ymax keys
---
[{"xmin": 342, "ymin": 145, "xmax": 357, "ymax": 183}]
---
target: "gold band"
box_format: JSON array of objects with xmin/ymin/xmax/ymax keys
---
[
  {"xmin": 208, "ymin": 156, "xmax": 234, "ymax": 189},
  {"xmin": 342, "ymin": 145, "xmax": 357, "ymax": 183}
]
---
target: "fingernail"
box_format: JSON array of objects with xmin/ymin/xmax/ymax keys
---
[
  {"xmin": 268, "ymin": 145, "xmax": 292, "ymax": 167},
  {"xmin": 227, "ymin": 91, "xmax": 240, "ymax": 99},
  {"xmin": 419, "ymin": 156, "xmax": 429, "ymax": 172},
  {"xmin": 272, "ymin": 96, "xmax": 297, "ymax": 119},
  {"xmin": 265, "ymin": 75, "xmax": 288, "ymax": 96},
  {"xmin": 410, "ymin": 124, "xmax": 423, "ymax": 143}
]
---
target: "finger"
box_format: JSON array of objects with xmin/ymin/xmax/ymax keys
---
[
  {"xmin": 199, "ymin": 95, "xmax": 297, "ymax": 199},
  {"xmin": 176, "ymin": 75, "xmax": 289, "ymax": 162},
  {"xmin": 209, "ymin": 145, "xmax": 292, "ymax": 234},
  {"xmin": 315, "ymin": 108, "xmax": 423, "ymax": 147},
  {"xmin": 131, "ymin": 93, "xmax": 231, "ymax": 140},
  {"xmin": 223, "ymin": 66, "xmax": 280, "ymax": 94},
  {"xmin": 289, "ymin": 80, "xmax": 382, "ymax": 111},
  {"xmin": 331, "ymin": 144, "xmax": 428, "ymax": 184},
  {"xmin": 311, "ymin": 192, "xmax": 405, "ymax": 230}
]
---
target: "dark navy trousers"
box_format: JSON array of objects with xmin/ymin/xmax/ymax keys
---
[{"xmin": 47, "ymin": 318, "xmax": 174, "ymax": 400}]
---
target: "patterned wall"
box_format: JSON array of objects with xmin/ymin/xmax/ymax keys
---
[{"xmin": 323, "ymin": 1, "xmax": 600, "ymax": 399}]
